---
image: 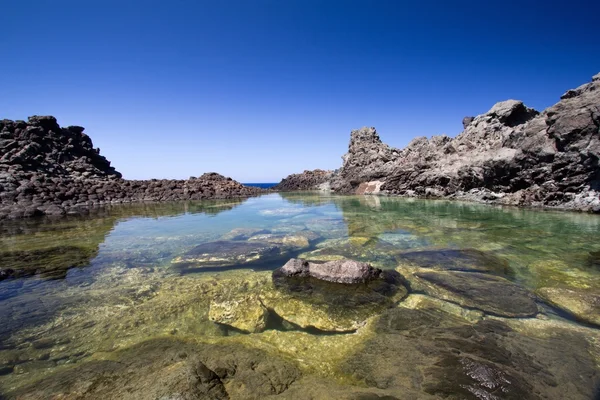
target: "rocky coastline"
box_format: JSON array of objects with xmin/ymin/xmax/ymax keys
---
[
  {"xmin": 0, "ymin": 116, "xmax": 265, "ymax": 219},
  {"xmin": 278, "ymin": 73, "xmax": 600, "ymax": 212}
]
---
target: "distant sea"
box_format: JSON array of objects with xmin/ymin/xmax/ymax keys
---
[{"xmin": 243, "ymin": 183, "xmax": 278, "ymax": 189}]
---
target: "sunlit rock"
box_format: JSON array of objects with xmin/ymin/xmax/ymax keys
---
[
  {"xmin": 208, "ymin": 293, "xmax": 268, "ymax": 333},
  {"xmin": 537, "ymin": 287, "xmax": 600, "ymax": 327},
  {"xmin": 171, "ymin": 240, "xmax": 285, "ymax": 269}
]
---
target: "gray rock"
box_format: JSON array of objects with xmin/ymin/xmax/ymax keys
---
[
  {"xmin": 278, "ymin": 258, "xmax": 383, "ymax": 284},
  {"xmin": 412, "ymin": 270, "xmax": 538, "ymax": 317},
  {"xmin": 171, "ymin": 240, "xmax": 284, "ymax": 269},
  {"xmin": 462, "ymin": 116, "xmax": 475, "ymax": 129},
  {"xmin": 274, "ymin": 169, "xmax": 333, "ymax": 191},
  {"xmin": 325, "ymin": 73, "xmax": 600, "ymax": 212}
]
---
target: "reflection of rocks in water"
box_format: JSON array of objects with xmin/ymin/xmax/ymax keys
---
[
  {"xmin": 0, "ymin": 198, "xmax": 249, "ymax": 282},
  {"xmin": 343, "ymin": 306, "xmax": 600, "ymax": 400},
  {"xmin": 0, "ymin": 246, "xmax": 97, "ymax": 281},
  {"xmin": 6, "ymin": 338, "xmax": 300, "ymax": 400},
  {"xmin": 171, "ymin": 240, "xmax": 286, "ymax": 270},
  {"xmin": 536, "ymin": 287, "xmax": 600, "ymax": 327},
  {"xmin": 398, "ymin": 248, "xmax": 513, "ymax": 277},
  {"xmin": 404, "ymin": 270, "xmax": 538, "ymax": 317}
]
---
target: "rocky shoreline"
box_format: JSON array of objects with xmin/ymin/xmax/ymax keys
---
[
  {"xmin": 278, "ymin": 73, "xmax": 600, "ymax": 213},
  {"xmin": 0, "ymin": 116, "xmax": 265, "ymax": 219}
]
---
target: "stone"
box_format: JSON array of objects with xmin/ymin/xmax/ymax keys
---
[
  {"xmin": 277, "ymin": 258, "xmax": 383, "ymax": 284},
  {"xmin": 208, "ymin": 293, "xmax": 268, "ymax": 333},
  {"xmin": 5, "ymin": 339, "xmax": 300, "ymax": 400},
  {"xmin": 462, "ymin": 116, "xmax": 475, "ymax": 129},
  {"xmin": 397, "ymin": 248, "xmax": 513, "ymax": 277},
  {"xmin": 537, "ymin": 287, "xmax": 600, "ymax": 327},
  {"xmin": 304, "ymin": 72, "xmax": 600, "ymax": 212},
  {"xmin": 171, "ymin": 240, "xmax": 284, "ymax": 269},
  {"xmin": 273, "ymin": 169, "xmax": 333, "ymax": 191},
  {"xmin": 407, "ymin": 270, "xmax": 538, "ymax": 317},
  {"xmin": 342, "ymin": 306, "xmax": 600, "ymax": 399},
  {"xmin": 0, "ymin": 116, "xmax": 266, "ymax": 219},
  {"xmin": 269, "ymin": 261, "xmax": 408, "ymax": 331},
  {"xmin": 220, "ymin": 227, "xmax": 270, "ymax": 240}
]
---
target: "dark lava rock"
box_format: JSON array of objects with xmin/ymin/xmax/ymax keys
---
[
  {"xmin": 0, "ymin": 116, "xmax": 266, "ymax": 219},
  {"xmin": 413, "ymin": 270, "xmax": 538, "ymax": 317},
  {"xmin": 398, "ymin": 248, "xmax": 513, "ymax": 277},
  {"xmin": 6, "ymin": 338, "xmax": 300, "ymax": 400},
  {"xmin": 462, "ymin": 116, "xmax": 475, "ymax": 129},
  {"xmin": 343, "ymin": 307, "xmax": 599, "ymax": 399},
  {"xmin": 0, "ymin": 245, "xmax": 97, "ymax": 281},
  {"xmin": 171, "ymin": 240, "xmax": 284, "ymax": 269},
  {"xmin": 277, "ymin": 258, "xmax": 384, "ymax": 284},
  {"xmin": 273, "ymin": 169, "xmax": 333, "ymax": 191},
  {"xmin": 324, "ymin": 73, "xmax": 600, "ymax": 212}
]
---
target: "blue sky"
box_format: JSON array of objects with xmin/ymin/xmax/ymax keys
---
[{"xmin": 2, "ymin": 1, "xmax": 599, "ymax": 182}]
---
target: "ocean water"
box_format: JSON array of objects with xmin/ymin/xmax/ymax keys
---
[
  {"xmin": 242, "ymin": 182, "xmax": 277, "ymax": 188},
  {"xmin": 0, "ymin": 192, "xmax": 599, "ymax": 399}
]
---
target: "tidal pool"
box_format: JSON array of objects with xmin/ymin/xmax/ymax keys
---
[{"xmin": 1, "ymin": 193, "xmax": 600, "ymax": 399}]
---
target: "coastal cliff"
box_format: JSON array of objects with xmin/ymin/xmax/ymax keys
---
[
  {"xmin": 279, "ymin": 73, "xmax": 600, "ymax": 212},
  {"xmin": 0, "ymin": 116, "xmax": 264, "ymax": 219}
]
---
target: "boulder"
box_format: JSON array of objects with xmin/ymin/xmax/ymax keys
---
[
  {"xmin": 406, "ymin": 270, "xmax": 538, "ymax": 317},
  {"xmin": 278, "ymin": 258, "xmax": 383, "ymax": 284},
  {"xmin": 537, "ymin": 287, "xmax": 600, "ymax": 327},
  {"xmin": 171, "ymin": 240, "xmax": 284, "ymax": 269}
]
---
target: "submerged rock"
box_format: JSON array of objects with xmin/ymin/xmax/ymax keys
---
[
  {"xmin": 398, "ymin": 248, "xmax": 513, "ymax": 277},
  {"xmin": 208, "ymin": 293, "xmax": 268, "ymax": 333},
  {"xmin": 278, "ymin": 258, "xmax": 383, "ymax": 284},
  {"xmin": 343, "ymin": 306, "xmax": 600, "ymax": 399},
  {"xmin": 171, "ymin": 240, "xmax": 284, "ymax": 269},
  {"xmin": 537, "ymin": 287, "xmax": 600, "ymax": 327},
  {"xmin": 269, "ymin": 260, "xmax": 408, "ymax": 331},
  {"xmin": 299, "ymin": 237, "xmax": 401, "ymax": 268},
  {"xmin": 407, "ymin": 270, "xmax": 538, "ymax": 317},
  {"xmin": 6, "ymin": 338, "xmax": 300, "ymax": 400},
  {"xmin": 220, "ymin": 227, "xmax": 271, "ymax": 241}
]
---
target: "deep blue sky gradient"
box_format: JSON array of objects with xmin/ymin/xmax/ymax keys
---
[{"xmin": 2, "ymin": 0, "xmax": 599, "ymax": 181}]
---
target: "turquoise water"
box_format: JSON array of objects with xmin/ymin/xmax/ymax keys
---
[{"xmin": 1, "ymin": 193, "xmax": 600, "ymax": 399}]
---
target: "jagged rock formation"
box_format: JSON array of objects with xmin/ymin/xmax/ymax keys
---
[
  {"xmin": 273, "ymin": 169, "xmax": 333, "ymax": 191},
  {"xmin": 0, "ymin": 116, "xmax": 264, "ymax": 219},
  {"xmin": 325, "ymin": 72, "xmax": 600, "ymax": 212}
]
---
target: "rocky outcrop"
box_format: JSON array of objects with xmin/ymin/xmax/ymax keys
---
[
  {"xmin": 324, "ymin": 73, "xmax": 600, "ymax": 211},
  {"xmin": 273, "ymin": 169, "xmax": 333, "ymax": 191},
  {"xmin": 0, "ymin": 116, "xmax": 265, "ymax": 219},
  {"xmin": 277, "ymin": 258, "xmax": 384, "ymax": 284}
]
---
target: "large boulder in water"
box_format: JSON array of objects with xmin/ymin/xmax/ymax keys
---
[{"xmin": 278, "ymin": 258, "xmax": 383, "ymax": 284}]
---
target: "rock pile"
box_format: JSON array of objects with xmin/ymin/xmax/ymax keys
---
[
  {"xmin": 0, "ymin": 116, "xmax": 264, "ymax": 219},
  {"xmin": 272, "ymin": 169, "xmax": 333, "ymax": 191},
  {"xmin": 280, "ymin": 73, "xmax": 600, "ymax": 212}
]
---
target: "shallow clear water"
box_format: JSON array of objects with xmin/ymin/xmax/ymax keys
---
[{"xmin": 1, "ymin": 193, "xmax": 600, "ymax": 399}]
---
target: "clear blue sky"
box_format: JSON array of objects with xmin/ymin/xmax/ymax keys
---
[{"xmin": 2, "ymin": 1, "xmax": 599, "ymax": 182}]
